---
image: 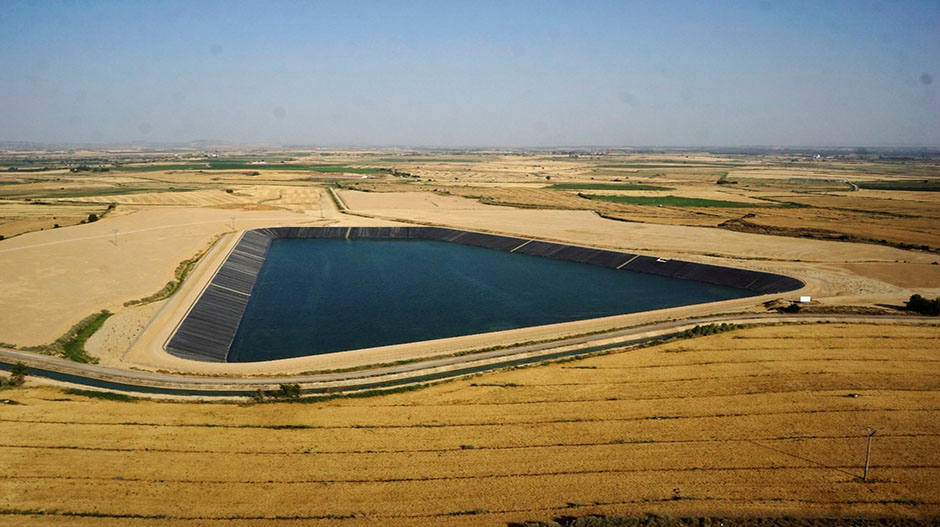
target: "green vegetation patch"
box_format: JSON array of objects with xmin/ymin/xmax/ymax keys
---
[
  {"xmin": 550, "ymin": 182, "xmax": 671, "ymax": 191},
  {"xmin": 22, "ymin": 310, "xmax": 111, "ymax": 363},
  {"xmin": 581, "ymin": 194, "xmax": 766, "ymax": 208},
  {"xmin": 111, "ymin": 162, "xmax": 386, "ymax": 174},
  {"xmin": 0, "ymin": 362, "xmax": 28, "ymax": 389},
  {"xmin": 681, "ymin": 322, "xmax": 737, "ymax": 338},
  {"xmin": 376, "ymin": 157, "xmax": 480, "ymax": 163},
  {"xmin": 62, "ymin": 311, "xmax": 112, "ymax": 362},
  {"xmin": 599, "ymin": 162, "xmax": 741, "ymax": 169},
  {"xmin": 857, "ymin": 180, "xmax": 940, "ymax": 192},
  {"xmin": 326, "ymin": 187, "xmax": 347, "ymax": 211},
  {"xmin": 63, "ymin": 388, "xmax": 139, "ymax": 402},
  {"xmin": 251, "ymin": 383, "xmax": 431, "ymax": 404},
  {"xmin": 124, "ymin": 251, "xmax": 204, "ymax": 307}
]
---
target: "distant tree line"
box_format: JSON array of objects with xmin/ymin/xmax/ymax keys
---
[{"xmin": 69, "ymin": 165, "xmax": 110, "ymax": 173}]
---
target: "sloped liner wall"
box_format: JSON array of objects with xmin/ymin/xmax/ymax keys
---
[{"xmin": 166, "ymin": 226, "xmax": 803, "ymax": 362}]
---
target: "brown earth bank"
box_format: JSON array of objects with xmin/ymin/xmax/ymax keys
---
[{"xmin": 1, "ymin": 323, "xmax": 937, "ymax": 526}]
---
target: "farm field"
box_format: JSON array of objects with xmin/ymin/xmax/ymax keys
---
[
  {"xmin": 0, "ymin": 149, "xmax": 938, "ymax": 366},
  {"xmin": 0, "ymin": 201, "xmax": 109, "ymax": 237},
  {"xmin": 1, "ymin": 323, "xmax": 938, "ymax": 525},
  {"xmin": 0, "ymin": 149, "xmax": 938, "ymax": 525}
]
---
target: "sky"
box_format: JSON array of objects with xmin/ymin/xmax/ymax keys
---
[{"xmin": 1, "ymin": 0, "xmax": 938, "ymax": 147}]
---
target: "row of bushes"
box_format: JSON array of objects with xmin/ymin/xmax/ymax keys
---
[{"xmin": 681, "ymin": 323, "xmax": 736, "ymax": 338}]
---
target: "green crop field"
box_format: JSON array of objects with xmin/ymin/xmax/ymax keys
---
[
  {"xmin": 111, "ymin": 162, "xmax": 386, "ymax": 174},
  {"xmin": 582, "ymin": 194, "xmax": 770, "ymax": 208},
  {"xmin": 598, "ymin": 163, "xmax": 742, "ymax": 169},
  {"xmin": 376, "ymin": 157, "xmax": 481, "ymax": 163},
  {"xmin": 857, "ymin": 180, "xmax": 940, "ymax": 192},
  {"xmin": 550, "ymin": 182, "xmax": 671, "ymax": 191}
]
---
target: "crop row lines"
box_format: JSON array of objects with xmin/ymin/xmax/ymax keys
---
[
  {"xmin": 4, "ymin": 464, "xmax": 940, "ymax": 485},
  {"xmin": 1, "ymin": 432, "xmax": 936, "ymax": 456},
  {"xmin": 2, "ymin": 407, "xmax": 938, "ymax": 430},
  {"xmin": 2, "ymin": 496, "xmax": 937, "ymax": 522}
]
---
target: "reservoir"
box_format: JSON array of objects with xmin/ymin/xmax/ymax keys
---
[{"xmin": 226, "ymin": 238, "xmax": 756, "ymax": 362}]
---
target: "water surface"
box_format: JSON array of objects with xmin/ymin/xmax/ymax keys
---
[{"xmin": 228, "ymin": 239, "xmax": 754, "ymax": 362}]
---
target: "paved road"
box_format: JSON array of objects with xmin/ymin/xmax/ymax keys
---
[{"xmin": 1, "ymin": 313, "xmax": 936, "ymax": 397}]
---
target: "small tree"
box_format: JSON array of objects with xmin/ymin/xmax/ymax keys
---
[
  {"xmin": 906, "ymin": 294, "xmax": 940, "ymax": 316},
  {"xmin": 87, "ymin": 213, "xmax": 99, "ymax": 223},
  {"xmin": 9, "ymin": 362, "xmax": 28, "ymax": 386},
  {"xmin": 277, "ymin": 383, "xmax": 301, "ymax": 398}
]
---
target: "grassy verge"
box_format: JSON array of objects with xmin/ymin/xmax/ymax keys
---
[
  {"xmin": 124, "ymin": 237, "xmax": 218, "ymax": 307},
  {"xmin": 62, "ymin": 311, "xmax": 111, "ymax": 362},
  {"xmin": 326, "ymin": 187, "xmax": 347, "ymax": 211},
  {"xmin": 22, "ymin": 310, "xmax": 111, "ymax": 363},
  {"xmin": 300, "ymin": 340, "xmax": 546, "ymax": 375},
  {"xmin": 251, "ymin": 383, "xmax": 431, "ymax": 404},
  {"xmin": 123, "ymin": 256, "xmax": 200, "ymax": 307},
  {"xmin": 301, "ymin": 319, "xmax": 752, "ymax": 377}
]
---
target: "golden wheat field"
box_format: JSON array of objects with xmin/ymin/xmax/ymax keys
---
[{"xmin": 1, "ymin": 323, "xmax": 938, "ymax": 526}]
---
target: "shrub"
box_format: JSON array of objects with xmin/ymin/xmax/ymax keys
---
[
  {"xmin": 278, "ymin": 383, "xmax": 301, "ymax": 398},
  {"xmin": 8, "ymin": 362, "xmax": 28, "ymax": 386},
  {"xmin": 87, "ymin": 213, "xmax": 98, "ymax": 223},
  {"xmin": 906, "ymin": 294, "xmax": 940, "ymax": 316}
]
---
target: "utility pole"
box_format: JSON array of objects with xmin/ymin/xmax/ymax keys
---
[
  {"xmin": 863, "ymin": 427, "xmax": 876, "ymax": 481},
  {"xmin": 112, "ymin": 228, "xmax": 118, "ymax": 246},
  {"xmin": 230, "ymin": 217, "xmax": 236, "ymax": 231}
]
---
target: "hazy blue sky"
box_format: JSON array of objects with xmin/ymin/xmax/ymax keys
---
[{"xmin": 1, "ymin": 0, "xmax": 937, "ymax": 147}]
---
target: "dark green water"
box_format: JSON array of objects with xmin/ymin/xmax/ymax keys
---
[{"xmin": 227, "ymin": 239, "xmax": 755, "ymax": 362}]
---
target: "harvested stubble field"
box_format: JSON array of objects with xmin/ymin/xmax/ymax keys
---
[
  {"xmin": 349, "ymin": 176, "xmax": 940, "ymax": 250},
  {"xmin": 0, "ymin": 201, "xmax": 109, "ymax": 237},
  {"xmin": 1, "ymin": 323, "xmax": 938, "ymax": 526}
]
